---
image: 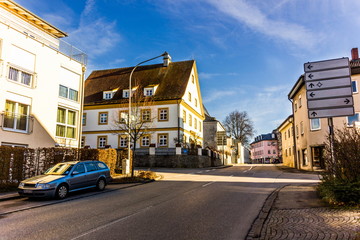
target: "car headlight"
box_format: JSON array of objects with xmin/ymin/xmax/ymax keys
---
[
  {"xmin": 36, "ymin": 183, "xmax": 51, "ymax": 189},
  {"xmin": 18, "ymin": 182, "xmax": 25, "ymax": 188}
]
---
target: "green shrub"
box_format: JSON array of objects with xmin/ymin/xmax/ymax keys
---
[{"xmin": 320, "ymin": 127, "xmax": 360, "ymax": 206}]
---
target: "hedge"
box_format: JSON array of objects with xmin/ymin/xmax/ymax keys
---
[{"xmin": 0, "ymin": 146, "xmax": 118, "ymax": 188}]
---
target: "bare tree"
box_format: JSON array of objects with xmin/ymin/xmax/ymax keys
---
[
  {"xmin": 223, "ymin": 110, "xmax": 254, "ymax": 145},
  {"xmin": 111, "ymin": 89, "xmax": 155, "ymax": 177}
]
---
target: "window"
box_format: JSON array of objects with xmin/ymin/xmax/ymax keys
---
[
  {"xmin": 189, "ymin": 114, "xmax": 192, "ymax": 126},
  {"xmin": 8, "ymin": 66, "xmax": 33, "ymax": 87},
  {"xmin": 142, "ymin": 109, "xmax": 151, "ymax": 122},
  {"xmin": 74, "ymin": 164, "xmax": 85, "ymax": 174},
  {"xmin": 285, "ymin": 149, "xmax": 288, "ymax": 157},
  {"xmin": 188, "ymin": 92, "xmax": 192, "ymax": 102},
  {"xmin": 158, "ymin": 134, "xmax": 168, "ymax": 147},
  {"xmin": 194, "ymin": 119, "xmax": 197, "ymax": 129},
  {"xmin": 59, "ymin": 85, "xmax": 78, "ymax": 101},
  {"xmin": 289, "ymin": 147, "xmax": 292, "ymax": 156},
  {"xmin": 288, "ymin": 129, "xmax": 291, "ymax": 138},
  {"xmin": 296, "ymin": 125, "xmax": 299, "ymax": 137},
  {"xmin": 123, "ymin": 90, "xmax": 129, "ymax": 98},
  {"xmin": 192, "ymin": 74, "xmax": 195, "ymax": 83},
  {"xmin": 97, "ymin": 136, "xmax": 107, "ymax": 148},
  {"xmin": 284, "ymin": 132, "xmax": 286, "ymax": 140},
  {"xmin": 98, "ymin": 112, "xmax": 108, "ymax": 125},
  {"xmin": 347, "ymin": 113, "xmax": 360, "ymax": 126},
  {"xmin": 144, "ymin": 88, "xmax": 154, "ymax": 96},
  {"xmin": 3, "ymin": 100, "xmax": 30, "ymax": 132},
  {"xmin": 158, "ymin": 108, "xmax": 168, "ymax": 121},
  {"xmin": 268, "ymin": 150, "xmax": 271, "ymax": 154},
  {"xmin": 85, "ymin": 162, "xmax": 97, "ymax": 172},
  {"xmin": 352, "ymin": 81, "xmax": 358, "ymax": 93},
  {"xmin": 273, "ymin": 150, "xmax": 276, "ymax": 154},
  {"xmin": 300, "ymin": 121, "xmax": 304, "ymax": 135},
  {"xmin": 310, "ymin": 118, "xmax": 321, "ymax": 130},
  {"xmin": 298, "ymin": 95, "xmax": 302, "ymax": 108},
  {"xmin": 294, "ymin": 101, "xmax": 297, "ymax": 112},
  {"xmin": 119, "ymin": 111, "xmax": 128, "ymax": 123},
  {"xmin": 141, "ymin": 136, "xmax": 150, "ymax": 147},
  {"xmin": 104, "ymin": 92, "xmax": 113, "ymax": 99},
  {"xmin": 82, "ymin": 113, "xmax": 87, "ymax": 126},
  {"xmin": 56, "ymin": 107, "xmax": 77, "ymax": 139},
  {"xmin": 195, "ymin": 99, "xmax": 198, "ymax": 107},
  {"xmin": 183, "ymin": 110, "xmax": 186, "ymax": 123},
  {"xmin": 199, "ymin": 121, "xmax": 201, "ymax": 132},
  {"xmin": 119, "ymin": 136, "xmax": 127, "ymax": 148},
  {"xmin": 81, "ymin": 136, "xmax": 85, "ymax": 148}
]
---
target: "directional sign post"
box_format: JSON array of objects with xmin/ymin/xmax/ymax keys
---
[{"xmin": 304, "ymin": 57, "xmax": 354, "ymax": 119}]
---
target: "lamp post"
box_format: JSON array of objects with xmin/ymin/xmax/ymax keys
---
[{"xmin": 127, "ymin": 52, "xmax": 170, "ymax": 176}]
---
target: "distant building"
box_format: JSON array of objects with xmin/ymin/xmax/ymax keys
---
[
  {"xmin": 203, "ymin": 107, "xmax": 226, "ymax": 151},
  {"xmin": 0, "ymin": 0, "xmax": 87, "ymax": 148},
  {"xmin": 288, "ymin": 48, "xmax": 360, "ymax": 170},
  {"xmin": 250, "ymin": 132, "xmax": 279, "ymax": 163},
  {"xmin": 277, "ymin": 115, "xmax": 295, "ymax": 167},
  {"xmin": 82, "ymin": 55, "xmax": 205, "ymax": 149}
]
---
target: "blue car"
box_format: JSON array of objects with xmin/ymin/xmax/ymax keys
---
[{"xmin": 18, "ymin": 161, "xmax": 112, "ymax": 199}]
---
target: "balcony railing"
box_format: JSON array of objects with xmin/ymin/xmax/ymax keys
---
[
  {"xmin": 1, "ymin": 112, "xmax": 34, "ymax": 134},
  {"xmin": 59, "ymin": 40, "xmax": 88, "ymax": 66}
]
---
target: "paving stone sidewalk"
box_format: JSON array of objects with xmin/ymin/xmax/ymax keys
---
[{"xmin": 247, "ymin": 185, "xmax": 360, "ymax": 240}]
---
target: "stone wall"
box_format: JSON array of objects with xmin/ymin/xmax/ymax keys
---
[{"xmin": 135, "ymin": 155, "xmax": 222, "ymax": 168}]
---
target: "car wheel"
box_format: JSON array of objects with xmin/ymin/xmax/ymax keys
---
[
  {"xmin": 96, "ymin": 179, "xmax": 106, "ymax": 191},
  {"xmin": 56, "ymin": 184, "xmax": 68, "ymax": 199}
]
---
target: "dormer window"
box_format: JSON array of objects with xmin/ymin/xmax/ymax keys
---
[
  {"xmin": 144, "ymin": 85, "xmax": 158, "ymax": 97},
  {"xmin": 144, "ymin": 88, "xmax": 153, "ymax": 96},
  {"xmin": 103, "ymin": 89, "xmax": 118, "ymax": 100},
  {"xmin": 123, "ymin": 90, "xmax": 129, "ymax": 98}
]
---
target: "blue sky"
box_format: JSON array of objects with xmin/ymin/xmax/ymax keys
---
[{"xmin": 16, "ymin": 0, "xmax": 360, "ymax": 137}]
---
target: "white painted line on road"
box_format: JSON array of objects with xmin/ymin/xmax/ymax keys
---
[
  {"xmin": 229, "ymin": 175, "xmax": 233, "ymax": 177},
  {"xmin": 197, "ymin": 171, "xmax": 203, "ymax": 174},
  {"xmin": 205, "ymin": 170, "xmax": 211, "ymax": 172},
  {"xmin": 202, "ymin": 181, "xmax": 216, "ymax": 187},
  {"xmin": 71, "ymin": 205, "xmax": 153, "ymax": 240},
  {"xmin": 243, "ymin": 166, "xmax": 254, "ymax": 173}
]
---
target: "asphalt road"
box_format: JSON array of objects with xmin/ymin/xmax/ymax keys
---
[{"xmin": 0, "ymin": 165, "xmax": 320, "ymax": 240}]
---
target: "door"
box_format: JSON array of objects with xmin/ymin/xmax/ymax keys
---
[
  {"xmin": 84, "ymin": 162, "xmax": 99, "ymax": 186},
  {"xmin": 68, "ymin": 163, "xmax": 87, "ymax": 190}
]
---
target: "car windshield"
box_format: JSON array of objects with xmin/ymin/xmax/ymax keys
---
[{"xmin": 45, "ymin": 163, "xmax": 74, "ymax": 175}]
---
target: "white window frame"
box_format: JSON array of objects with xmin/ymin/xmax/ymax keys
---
[
  {"xmin": 59, "ymin": 85, "xmax": 78, "ymax": 101},
  {"xmin": 8, "ymin": 65, "xmax": 34, "ymax": 87},
  {"xmin": 98, "ymin": 136, "xmax": 107, "ymax": 148},
  {"xmin": 141, "ymin": 136, "xmax": 150, "ymax": 147},
  {"xmin": 158, "ymin": 134, "xmax": 168, "ymax": 147},
  {"xmin": 144, "ymin": 88, "xmax": 154, "ymax": 96},
  {"xmin": 310, "ymin": 118, "xmax": 321, "ymax": 131},
  {"xmin": 99, "ymin": 112, "xmax": 108, "ymax": 125},
  {"xmin": 56, "ymin": 107, "xmax": 77, "ymax": 139},
  {"xmin": 103, "ymin": 91, "xmax": 114, "ymax": 100},
  {"xmin": 3, "ymin": 100, "xmax": 30, "ymax": 133},
  {"xmin": 119, "ymin": 136, "xmax": 127, "ymax": 148},
  {"xmin": 123, "ymin": 90, "xmax": 130, "ymax": 98},
  {"xmin": 347, "ymin": 113, "xmax": 360, "ymax": 127}
]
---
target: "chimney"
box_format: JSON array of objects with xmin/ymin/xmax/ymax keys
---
[
  {"xmin": 163, "ymin": 52, "xmax": 171, "ymax": 67},
  {"xmin": 351, "ymin": 48, "xmax": 359, "ymax": 60}
]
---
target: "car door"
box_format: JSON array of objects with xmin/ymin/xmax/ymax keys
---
[
  {"xmin": 68, "ymin": 163, "xmax": 87, "ymax": 190},
  {"xmin": 84, "ymin": 162, "xmax": 99, "ymax": 186}
]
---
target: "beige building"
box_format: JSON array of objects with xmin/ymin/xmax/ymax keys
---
[
  {"xmin": 0, "ymin": 0, "xmax": 86, "ymax": 148},
  {"xmin": 82, "ymin": 55, "xmax": 205, "ymax": 149},
  {"xmin": 277, "ymin": 115, "xmax": 295, "ymax": 167},
  {"xmin": 288, "ymin": 48, "xmax": 360, "ymax": 170}
]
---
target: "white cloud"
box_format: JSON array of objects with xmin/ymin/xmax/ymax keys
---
[
  {"xmin": 205, "ymin": 0, "xmax": 320, "ymax": 49},
  {"xmin": 203, "ymin": 90, "xmax": 237, "ymax": 103}
]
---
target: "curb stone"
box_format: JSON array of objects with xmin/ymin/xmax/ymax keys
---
[{"xmin": 246, "ymin": 185, "xmax": 287, "ymax": 240}]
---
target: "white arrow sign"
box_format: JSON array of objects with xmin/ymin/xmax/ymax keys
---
[
  {"xmin": 308, "ymin": 107, "xmax": 354, "ymax": 119},
  {"xmin": 307, "ymin": 87, "xmax": 352, "ymax": 100},
  {"xmin": 305, "ymin": 68, "xmax": 350, "ymax": 81},
  {"xmin": 307, "ymin": 97, "xmax": 353, "ymax": 109},
  {"xmin": 306, "ymin": 77, "xmax": 352, "ymax": 90},
  {"xmin": 304, "ymin": 58, "xmax": 349, "ymax": 72}
]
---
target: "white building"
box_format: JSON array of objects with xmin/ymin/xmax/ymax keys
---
[
  {"xmin": 82, "ymin": 55, "xmax": 205, "ymax": 149},
  {"xmin": 0, "ymin": 0, "xmax": 87, "ymax": 148}
]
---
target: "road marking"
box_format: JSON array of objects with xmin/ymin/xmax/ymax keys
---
[
  {"xmin": 197, "ymin": 171, "xmax": 203, "ymax": 174},
  {"xmin": 205, "ymin": 170, "xmax": 211, "ymax": 172},
  {"xmin": 243, "ymin": 166, "xmax": 254, "ymax": 173},
  {"xmin": 202, "ymin": 181, "xmax": 216, "ymax": 187},
  {"xmin": 229, "ymin": 175, "xmax": 233, "ymax": 177},
  {"xmin": 71, "ymin": 206, "xmax": 153, "ymax": 240}
]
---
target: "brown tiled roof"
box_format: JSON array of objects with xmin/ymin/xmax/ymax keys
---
[{"xmin": 84, "ymin": 60, "xmax": 195, "ymax": 105}]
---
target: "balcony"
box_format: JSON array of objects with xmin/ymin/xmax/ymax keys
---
[
  {"xmin": 59, "ymin": 40, "xmax": 88, "ymax": 66},
  {"xmin": 1, "ymin": 112, "xmax": 34, "ymax": 134}
]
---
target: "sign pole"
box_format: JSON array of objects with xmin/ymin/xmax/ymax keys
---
[{"xmin": 328, "ymin": 117, "xmax": 335, "ymax": 169}]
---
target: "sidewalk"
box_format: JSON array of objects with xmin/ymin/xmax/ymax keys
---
[{"xmin": 247, "ymin": 184, "xmax": 360, "ymax": 240}]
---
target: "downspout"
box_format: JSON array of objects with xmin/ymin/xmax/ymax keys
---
[
  {"xmin": 78, "ymin": 65, "xmax": 86, "ymax": 150},
  {"xmin": 177, "ymin": 99, "xmax": 180, "ymax": 144},
  {"xmin": 288, "ymin": 98, "xmax": 298, "ymax": 169}
]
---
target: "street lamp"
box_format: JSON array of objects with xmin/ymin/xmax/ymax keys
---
[{"xmin": 127, "ymin": 52, "xmax": 170, "ymax": 175}]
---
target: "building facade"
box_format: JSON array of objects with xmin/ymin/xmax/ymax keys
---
[
  {"xmin": 82, "ymin": 55, "xmax": 205, "ymax": 149},
  {"xmin": 288, "ymin": 48, "xmax": 360, "ymax": 170},
  {"xmin": 250, "ymin": 133, "xmax": 279, "ymax": 163},
  {"xmin": 277, "ymin": 115, "xmax": 295, "ymax": 167},
  {"xmin": 0, "ymin": 0, "xmax": 87, "ymax": 148}
]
